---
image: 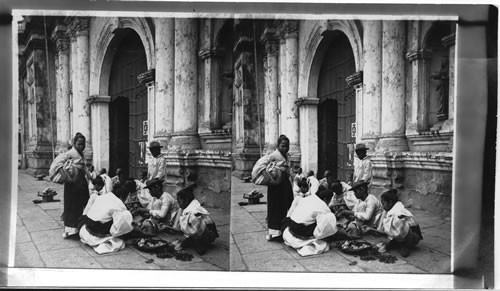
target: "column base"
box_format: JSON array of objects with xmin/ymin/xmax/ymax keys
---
[
  {"xmin": 375, "ymin": 136, "xmax": 409, "ymax": 152},
  {"xmin": 360, "ymin": 137, "xmax": 378, "ymax": 153},
  {"xmin": 168, "ymin": 133, "xmax": 201, "ymax": 150},
  {"xmin": 232, "ymin": 145, "xmax": 261, "ymax": 179}
]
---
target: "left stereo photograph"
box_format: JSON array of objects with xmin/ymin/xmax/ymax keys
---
[{"xmin": 14, "ymin": 12, "xmax": 231, "ymax": 271}]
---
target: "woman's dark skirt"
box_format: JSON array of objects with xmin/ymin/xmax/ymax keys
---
[
  {"xmin": 267, "ymin": 177, "xmax": 293, "ymax": 231},
  {"xmin": 63, "ymin": 171, "xmax": 90, "ymax": 229}
]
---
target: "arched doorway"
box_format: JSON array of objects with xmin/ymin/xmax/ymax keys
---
[
  {"xmin": 108, "ymin": 28, "xmax": 148, "ymax": 178},
  {"xmin": 317, "ymin": 31, "xmax": 356, "ymax": 181}
]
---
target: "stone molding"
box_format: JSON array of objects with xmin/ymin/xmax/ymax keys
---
[
  {"xmin": 295, "ymin": 97, "xmax": 319, "ymax": 107},
  {"xmin": 137, "ymin": 69, "xmax": 155, "ymax": 85},
  {"xmin": 68, "ymin": 17, "xmax": 89, "ymax": 38},
  {"xmin": 163, "ymin": 150, "xmax": 232, "ymax": 169},
  {"xmin": 442, "ymin": 33, "xmax": 456, "ymax": 48},
  {"xmin": 51, "ymin": 25, "xmax": 69, "ymax": 53},
  {"xmin": 87, "ymin": 95, "xmax": 111, "ymax": 105},
  {"xmin": 371, "ymin": 151, "xmax": 453, "ymax": 172},
  {"xmin": 261, "ymin": 28, "xmax": 279, "ymax": 55},
  {"xmin": 345, "ymin": 71, "xmax": 363, "ymax": 88},
  {"xmin": 406, "ymin": 49, "xmax": 432, "ymax": 62},
  {"xmin": 280, "ymin": 20, "xmax": 299, "ymax": 38},
  {"xmin": 198, "ymin": 48, "xmax": 224, "ymax": 60}
]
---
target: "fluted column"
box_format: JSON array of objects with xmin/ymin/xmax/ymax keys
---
[
  {"xmin": 170, "ymin": 18, "xmax": 200, "ymax": 150},
  {"xmin": 441, "ymin": 33, "xmax": 455, "ymax": 132},
  {"xmin": 362, "ymin": 20, "xmax": 382, "ymax": 150},
  {"xmin": 52, "ymin": 24, "xmax": 71, "ymax": 150},
  {"xmin": 406, "ymin": 49, "xmax": 432, "ymax": 135},
  {"xmin": 376, "ymin": 20, "xmax": 408, "ymax": 152},
  {"xmin": 282, "ymin": 21, "xmax": 300, "ymax": 162},
  {"xmin": 87, "ymin": 95, "xmax": 110, "ymax": 170},
  {"xmin": 70, "ymin": 17, "xmax": 91, "ymax": 156},
  {"xmin": 69, "ymin": 32, "xmax": 77, "ymax": 138},
  {"xmin": 154, "ymin": 18, "xmax": 174, "ymax": 146},
  {"xmin": 278, "ymin": 36, "xmax": 286, "ymax": 135},
  {"xmin": 261, "ymin": 28, "xmax": 279, "ymax": 153}
]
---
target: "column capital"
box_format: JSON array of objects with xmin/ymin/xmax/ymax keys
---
[
  {"xmin": 295, "ymin": 97, "xmax": 319, "ymax": 107},
  {"xmin": 346, "ymin": 71, "xmax": 363, "ymax": 88},
  {"xmin": 51, "ymin": 25, "xmax": 69, "ymax": 53},
  {"xmin": 137, "ymin": 69, "xmax": 155, "ymax": 86},
  {"xmin": 198, "ymin": 48, "xmax": 224, "ymax": 60},
  {"xmin": 442, "ymin": 33, "xmax": 456, "ymax": 48},
  {"xmin": 68, "ymin": 17, "xmax": 89, "ymax": 38},
  {"xmin": 279, "ymin": 20, "xmax": 298, "ymax": 38},
  {"xmin": 261, "ymin": 28, "xmax": 279, "ymax": 55},
  {"xmin": 87, "ymin": 95, "xmax": 111, "ymax": 105},
  {"xmin": 406, "ymin": 49, "xmax": 432, "ymax": 62}
]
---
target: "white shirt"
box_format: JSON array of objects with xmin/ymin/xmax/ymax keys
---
[
  {"xmin": 147, "ymin": 154, "xmax": 167, "ymax": 181},
  {"xmin": 353, "ymin": 156, "xmax": 372, "ymax": 183}
]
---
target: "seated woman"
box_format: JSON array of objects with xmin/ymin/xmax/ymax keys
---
[
  {"xmin": 133, "ymin": 178, "xmax": 180, "ymax": 235},
  {"xmin": 339, "ymin": 181, "xmax": 384, "ymax": 236},
  {"xmin": 282, "ymin": 189, "xmax": 338, "ymax": 257},
  {"xmin": 377, "ymin": 189, "xmax": 423, "ymax": 257},
  {"xmin": 79, "ymin": 181, "xmax": 133, "ymax": 254},
  {"xmin": 176, "ymin": 184, "xmax": 219, "ymax": 255}
]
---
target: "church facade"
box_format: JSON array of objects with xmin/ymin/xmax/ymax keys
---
[{"xmin": 230, "ymin": 18, "xmax": 455, "ymax": 215}]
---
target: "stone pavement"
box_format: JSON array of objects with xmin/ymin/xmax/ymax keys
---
[
  {"xmin": 14, "ymin": 170, "xmax": 229, "ymax": 271},
  {"xmin": 230, "ymin": 176, "xmax": 451, "ymax": 273}
]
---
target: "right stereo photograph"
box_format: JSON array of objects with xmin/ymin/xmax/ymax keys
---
[{"xmin": 229, "ymin": 17, "xmax": 456, "ymax": 274}]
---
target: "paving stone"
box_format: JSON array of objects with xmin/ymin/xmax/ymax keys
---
[
  {"xmin": 36, "ymin": 201, "xmax": 64, "ymax": 210},
  {"xmin": 230, "ymin": 243, "xmax": 247, "ymax": 271},
  {"xmin": 298, "ymin": 250, "xmax": 365, "ymax": 273},
  {"xmin": 230, "ymin": 212, "xmax": 266, "ymax": 234},
  {"xmin": 244, "ymin": 204, "xmax": 267, "ymax": 213},
  {"xmin": 353, "ymin": 258, "xmax": 426, "ymax": 273},
  {"xmin": 21, "ymin": 216, "xmax": 61, "ymax": 232},
  {"xmin": 45, "ymin": 209, "xmax": 64, "ymax": 221},
  {"xmin": 420, "ymin": 233, "xmax": 451, "ymax": 255},
  {"xmin": 197, "ymin": 242, "xmax": 230, "ymax": 270},
  {"xmin": 39, "ymin": 247, "xmax": 102, "ymax": 269},
  {"xmin": 15, "ymin": 225, "xmax": 31, "ymax": 244},
  {"xmin": 160, "ymin": 261, "xmax": 223, "ymax": 271},
  {"xmin": 242, "ymin": 249, "xmax": 307, "ymax": 272},
  {"xmin": 149, "ymin": 253, "xmax": 210, "ymax": 270},
  {"xmin": 233, "ymin": 231, "xmax": 284, "ymax": 255},
  {"xmin": 403, "ymin": 247, "xmax": 451, "ymax": 273},
  {"xmin": 93, "ymin": 249, "xmax": 161, "ymax": 269},
  {"xmin": 30, "ymin": 229, "xmax": 82, "ymax": 252},
  {"xmin": 14, "ymin": 241, "xmax": 45, "ymax": 268},
  {"xmin": 80, "ymin": 243, "xmax": 139, "ymax": 258}
]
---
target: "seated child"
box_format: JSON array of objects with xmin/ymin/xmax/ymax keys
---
[
  {"xmin": 176, "ymin": 184, "xmax": 219, "ymax": 255},
  {"xmin": 377, "ymin": 189, "xmax": 423, "ymax": 257},
  {"xmin": 282, "ymin": 189, "xmax": 338, "ymax": 257},
  {"xmin": 79, "ymin": 184, "xmax": 133, "ymax": 254},
  {"xmin": 296, "ymin": 177, "xmax": 311, "ymax": 198},
  {"xmin": 292, "ymin": 166, "xmax": 305, "ymax": 197},
  {"xmin": 339, "ymin": 181, "xmax": 384, "ymax": 237},
  {"xmin": 133, "ymin": 178, "xmax": 179, "ymax": 235},
  {"xmin": 306, "ymin": 170, "xmax": 320, "ymax": 196}
]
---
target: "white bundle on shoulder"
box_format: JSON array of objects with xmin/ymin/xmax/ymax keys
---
[{"xmin": 251, "ymin": 155, "xmax": 288, "ymax": 186}]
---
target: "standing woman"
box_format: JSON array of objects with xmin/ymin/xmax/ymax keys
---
[
  {"xmin": 266, "ymin": 135, "xmax": 294, "ymax": 241},
  {"xmin": 62, "ymin": 132, "xmax": 90, "ymax": 238}
]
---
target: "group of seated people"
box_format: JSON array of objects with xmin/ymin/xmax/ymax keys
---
[
  {"xmin": 283, "ymin": 166, "xmax": 423, "ymax": 258},
  {"xmin": 78, "ymin": 167, "xmax": 219, "ymax": 255}
]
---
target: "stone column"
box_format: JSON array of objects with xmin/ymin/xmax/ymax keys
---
[
  {"xmin": 23, "ymin": 24, "xmax": 56, "ymax": 175},
  {"xmin": 69, "ymin": 32, "xmax": 77, "ymax": 138},
  {"xmin": 232, "ymin": 19, "xmax": 261, "ymax": 177},
  {"xmin": 296, "ymin": 98, "xmax": 319, "ymax": 174},
  {"xmin": 278, "ymin": 36, "xmax": 287, "ymax": 135},
  {"xmin": 154, "ymin": 18, "xmax": 174, "ymax": 147},
  {"xmin": 346, "ymin": 72, "xmax": 364, "ymax": 143},
  {"xmin": 282, "ymin": 21, "xmax": 300, "ymax": 163},
  {"xmin": 441, "ymin": 33, "xmax": 455, "ymax": 132},
  {"xmin": 70, "ymin": 17, "xmax": 92, "ymax": 158},
  {"xmin": 376, "ymin": 20, "xmax": 408, "ymax": 152},
  {"xmin": 406, "ymin": 49, "xmax": 432, "ymax": 135},
  {"xmin": 87, "ymin": 95, "xmax": 110, "ymax": 171},
  {"xmin": 138, "ymin": 70, "xmax": 156, "ymax": 144},
  {"xmin": 199, "ymin": 48, "xmax": 223, "ymax": 132},
  {"xmin": 261, "ymin": 28, "xmax": 279, "ymax": 153},
  {"xmin": 52, "ymin": 24, "xmax": 71, "ymax": 150},
  {"xmin": 170, "ymin": 18, "xmax": 200, "ymax": 150},
  {"xmin": 362, "ymin": 20, "xmax": 382, "ymax": 150}
]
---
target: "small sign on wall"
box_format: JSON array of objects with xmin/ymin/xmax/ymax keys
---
[
  {"xmin": 143, "ymin": 120, "xmax": 148, "ymax": 136},
  {"xmin": 351, "ymin": 122, "xmax": 356, "ymax": 138}
]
